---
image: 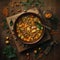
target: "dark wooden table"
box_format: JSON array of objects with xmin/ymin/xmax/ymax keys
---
[{"xmin": 0, "ymin": 0, "xmax": 60, "ymax": 60}]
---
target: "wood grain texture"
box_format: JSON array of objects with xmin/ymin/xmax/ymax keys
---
[{"xmin": 0, "ymin": 0, "xmax": 60, "ymax": 60}]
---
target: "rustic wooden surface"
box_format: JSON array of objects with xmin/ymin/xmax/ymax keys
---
[{"xmin": 0, "ymin": 0, "xmax": 60, "ymax": 60}]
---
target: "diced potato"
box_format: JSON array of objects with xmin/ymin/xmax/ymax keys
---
[
  {"xmin": 32, "ymin": 29, "xmax": 36, "ymax": 33},
  {"xmin": 27, "ymin": 27, "xmax": 30, "ymax": 31},
  {"xmin": 37, "ymin": 28, "xmax": 40, "ymax": 30},
  {"xmin": 21, "ymin": 35, "xmax": 24, "ymax": 39},
  {"xmin": 34, "ymin": 18, "xmax": 37, "ymax": 21},
  {"xmin": 38, "ymin": 33, "xmax": 41, "ymax": 36}
]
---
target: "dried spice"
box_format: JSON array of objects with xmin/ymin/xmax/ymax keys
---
[{"xmin": 2, "ymin": 7, "xmax": 9, "ymax": 17}]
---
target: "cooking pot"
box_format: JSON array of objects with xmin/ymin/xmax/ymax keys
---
[{"xmin": 14, "ymin": 12, "xmax": 45, "ymax": 44}]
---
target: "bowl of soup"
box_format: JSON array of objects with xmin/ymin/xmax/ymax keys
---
[{"xmin": 14, "ymin": 12, "xmax": 44, "ymax": 44}]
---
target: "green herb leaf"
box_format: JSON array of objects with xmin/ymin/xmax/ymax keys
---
[
  {"xmin": 10, "ymin": 20, "xmax": 13, "ymax": 26},
  {"xmin": 35, "ymin": 22, "xmax": 43, "ymax": 30}
]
